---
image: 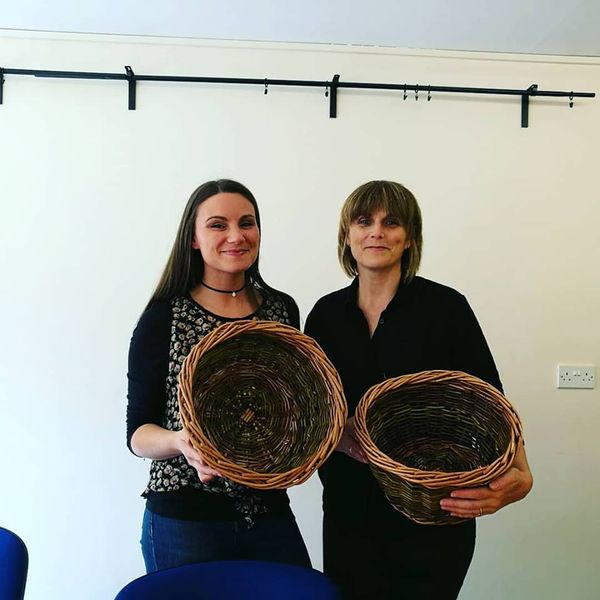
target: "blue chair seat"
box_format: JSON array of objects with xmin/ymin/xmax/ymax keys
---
[
  {"xmin": 115, "ymin": 559, "xmax": 341, "ymax": 599},
  {"xmin": 0, "ymin": 526, "xmax": 28, "ymax": 600}
]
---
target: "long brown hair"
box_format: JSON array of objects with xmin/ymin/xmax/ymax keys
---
[{"xmin": 146, "ymin": 179, "xmax": 276, "ymax": 309}]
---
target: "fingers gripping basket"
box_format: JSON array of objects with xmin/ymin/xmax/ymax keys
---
[
  {"xmin": 179, "ymin": 320, "xmax": 347, "ymax": 490},
  {"xmin": 353, "ymin": 370, "xmax": 522, "ymax": 525}
]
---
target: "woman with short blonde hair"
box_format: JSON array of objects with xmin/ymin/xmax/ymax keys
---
[{"xmin": 306, "ymin": 180, "xmax": 532, "ymax": 600}]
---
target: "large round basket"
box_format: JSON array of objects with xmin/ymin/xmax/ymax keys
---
[
  {"xmin": 353, "ymin": 370, "xmax": 522, "ymax": 525},
  {"xmin": 178, "ymin": 320, "xmax": 347, "ymax": 490}
]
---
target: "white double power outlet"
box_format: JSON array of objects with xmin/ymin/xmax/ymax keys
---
[{"xmin": 556, "ymin": 365, "xmax": 596, "ymax": 389}]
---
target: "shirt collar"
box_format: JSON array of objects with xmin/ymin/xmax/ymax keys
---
[
  {"xmin": 342, "ymin": 277, "xmax": 359, "ymax": 309},
  {"xmin": 343, "ymin": 275, "xmax": 412, "ymax": 310}
]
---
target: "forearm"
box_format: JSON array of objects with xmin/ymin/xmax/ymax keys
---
[{"xmin": 130, "ymin": 424, "xmax": 183, "ymax": 460}]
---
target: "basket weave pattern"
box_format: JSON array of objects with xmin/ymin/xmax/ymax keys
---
[
  {"xmin": 354, "ymin": 370, "xmax": 522, "ymax": 525},
  {"xmin": 179, "ymin": 320, "xmax": 347, "ymax": 489}
]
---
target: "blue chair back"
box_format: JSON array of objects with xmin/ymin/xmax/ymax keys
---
[
  {"xmin": 0, "ymin": 527, "xmax": 28, "ymax": 600},
  {"xmin": 115, "ymin": 560, "xmax": 341, "ymax": 599}
]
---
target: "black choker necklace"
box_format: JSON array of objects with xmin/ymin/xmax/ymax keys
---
[{"xmin": 201, "ymin": 280, "xmax": 246, "ymax": 297}]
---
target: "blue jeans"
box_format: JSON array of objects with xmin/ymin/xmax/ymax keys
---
[{"xmin": 141, "ymin": 509, "xmax": 311, "ymax": 573}]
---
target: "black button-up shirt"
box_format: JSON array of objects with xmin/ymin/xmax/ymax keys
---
[{"xmin": 305, "ymin": 276, "xmax": 502, "ymax": 525}]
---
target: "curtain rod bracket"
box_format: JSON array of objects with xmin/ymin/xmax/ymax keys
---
[
  {"xmin": 521, "ymin": 84, "xmax": 538, "ymax": 128},
  {"xmin": 329, "ymin": 74, "xmax": 340, "ymax": 118},
  {"xmin": 125, "ymin": 66, "xmax": 136, "ymax": 110}
]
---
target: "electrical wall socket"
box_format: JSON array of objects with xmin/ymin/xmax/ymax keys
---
[{"xmin": 556, "ymin": 365, "xmax": 596, "ymax": 389}]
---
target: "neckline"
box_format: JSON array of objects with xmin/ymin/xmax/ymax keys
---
[
  {"xmin": 344, "ymin": 275, "xmax": 414, "ymax": 310},
  {"xmin": 185, "ymin": 289, "xmax": 266, "ymax": 321}
]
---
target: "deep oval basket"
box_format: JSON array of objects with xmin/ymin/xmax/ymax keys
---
[{"xmin": 353, "ymin": 370, "xmax": 522, "ymax": 525}]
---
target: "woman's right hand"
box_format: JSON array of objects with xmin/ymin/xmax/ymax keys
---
[
  {"xmin": 336, "ymin": 417, "xmax": 368, "ymax": 463},
  {"xmin": 176, "ymin": 430, "xmax": 221, "ymax": 483}
]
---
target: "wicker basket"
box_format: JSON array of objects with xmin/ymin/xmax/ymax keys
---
[
  {"xmin": 353, "ymin": 370, "xmax": 522, "ymax": 525},
  {"xmin": 178, "ymin": 320, "xmax": 347, "ymax": 490}
]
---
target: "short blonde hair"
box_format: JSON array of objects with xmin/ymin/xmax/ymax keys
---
[{"xmin": 338, "ymin": 180, "xmax": 423, "ymax": 282}]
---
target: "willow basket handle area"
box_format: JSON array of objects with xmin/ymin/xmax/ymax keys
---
[{"xmin": 178, "ymin": 320, "xmax": 347, "ymax": 490}]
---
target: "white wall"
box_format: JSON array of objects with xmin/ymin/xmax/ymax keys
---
[{"xmin": 0, "ymin": 31, "xmax": 598, "ymax": 600}]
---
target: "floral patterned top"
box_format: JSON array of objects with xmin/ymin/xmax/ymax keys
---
[{"xmin": 127, "ymin": 287, "xmax": 300, "ymax": 525}]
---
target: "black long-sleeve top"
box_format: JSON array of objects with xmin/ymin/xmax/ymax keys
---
[
  {"xmin": 127, "ymin": 289, "xmax": 299, "ymax": 522},
  {"xmin": 304, "ymin": 276, "xmax": 502, "ymax": 525}
]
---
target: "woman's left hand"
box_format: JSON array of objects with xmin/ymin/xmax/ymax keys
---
[
  {"xmin": 335, "ymin": 417, "xmax": 369, "ymax": 463},
  {"xmin": 439, "ymin": 441, "xmax": 533, "ymax": 519}
]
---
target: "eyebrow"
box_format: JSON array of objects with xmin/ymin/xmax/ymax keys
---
[
  {"xmin": 205, "ymin": 214, "xmax": 256, "ymax": 223},
  {"xmin": 355, "ymin": 212, "xmax": 396, "ymax": 218}
]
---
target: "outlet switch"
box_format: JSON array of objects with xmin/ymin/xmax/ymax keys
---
[{"xmin": 556, "ymin": 365, "xmax": 596, "ymax": 389}]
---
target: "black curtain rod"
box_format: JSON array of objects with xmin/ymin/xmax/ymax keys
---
[{"xmin": 0, "ymin": 66, "xmax": 595, "ymax": 128}]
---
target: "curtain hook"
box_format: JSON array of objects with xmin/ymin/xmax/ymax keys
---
[
  {"xmin": 569, "ymin": 92, "xmax": 574, "ymax": 108},
  {"xmin": 264, "ymin": 79, "xmax": 268, "ymax": 95},
  {"xmin": 325, "ymin": 81, "xmax": 329, "ymax": 98},
  {"xmin": 415, "ymin": 84, "xmax": 419, "ymax": 101},
  {"xmin": 427, "ymin": 85, "xmax": 431, "ymax": 102},
  {"xmin": 403, "ymin": 84, "xmax": 407, "ymax": 101}
]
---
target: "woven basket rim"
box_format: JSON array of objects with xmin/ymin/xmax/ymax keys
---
[
  {"xmin": 178, "ymin": 319, "xmax": 347, "ymax": 489},
  {"xmin": 354, "ymin": 369, "xmax": 522, "ymax": 490}
]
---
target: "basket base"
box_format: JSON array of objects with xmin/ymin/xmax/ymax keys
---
[{"xmin": 373, "ymin": 465, "xmax": 472, "ymax": 526}]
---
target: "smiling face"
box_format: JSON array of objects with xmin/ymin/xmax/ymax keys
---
[
  {"xmin": 191, "ymin": 192, "xmax": 260, "ymax": 282},
  {"xmin": 346, "ymin": 209, "xmax": 410, "ymax": 275},
  {"xmin": 338, "ymin": 181, "xmax": 423, "ymax": 281}
]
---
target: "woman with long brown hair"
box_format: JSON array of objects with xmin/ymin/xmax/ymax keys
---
[{"xmin": 126, "ymin": 179, "xmax": 310, "ymax": 572}]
